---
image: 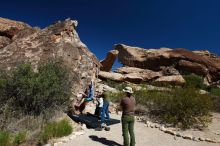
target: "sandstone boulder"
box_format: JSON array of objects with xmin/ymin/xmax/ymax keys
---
[
  {"xmin": 193, "ymin": 50, "xmax": 218, "ymax": 58},
  {"xmin": 116, "ymin": 67, "xmax": 162, "ymax": 81},
  {"xmin": 124, "ymin": 73, "xmax": 145, "ymax": 83},
  {"xmin": 99, "ymin": 71, "xmax": 124, "ymax": 81},
  {"xmin": 99, "ymin": 69, "xmax": 162, "ymax": 83},
  {"xmin": 178, "ymin": 60, "xmax": 208, "ymax": 76},
  {"xmin": 100, "ymin": 50, "xmax": 118, "ymax": 71},
  {"xmin": 115, "ymin": 44, "xmax": 220, "ymax": 83},
  {"xmin": 154, "ymin": 75, "xmax": 185, "ymax": 85},
  {"xmin": 116, "ymin": 66, "xmax": 151, "ymax": 74},
  {"xmin": 96, "ymin": 83, "xmax": 118, "ymax": 93},
  {"xmin": 115, "ymin": 44, "xmax": 174, "ymax": 70},
  {"xmin": 0, "ymin": 18, "xmax": 101, "ymax": 95}
]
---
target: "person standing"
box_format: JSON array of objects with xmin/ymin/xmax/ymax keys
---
[
  {"xmin": 101, "ymin": 91, "xmax": 110, "ymax": 128},
  {"xmin": 120, "ymin": 87, "xmax": 136, "ymax": 146},
  {"xmin": 94, "ymin": 92, "xmax": 104, "ymax": 119}
]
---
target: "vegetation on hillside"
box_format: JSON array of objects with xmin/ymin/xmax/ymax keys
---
[
  {"xmin": 105, "ymin": 74, "xmax": 218, "ymax": 129},
  {"xmin": 39, "ymin": 119, "xmax": 73, "ymax": 144},
  {"xmin": 0, "ymin": 61, "xmax": 71, "ymax": 115},
  {"xmin": 0, "ymin": 130, "xmax": 27, "ymax": 146},
  {"xmin": 0, "ymin": 61, "xmax": 73, "ymax": 145}
]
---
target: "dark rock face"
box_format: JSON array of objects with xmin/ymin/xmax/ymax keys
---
[
  {"xmin": 115, "ymin": 44, "xmax": 220, "ymax": 84},
  {"xmin": 100, "ymin": 50, "xmax": 118, "ymax": 72},
  {"xmin": 0, "ymin": 18, "xmax": 101, "ymax": 94},
  {"xmin": 159, "ymin": 66, "xmax": 180, "ymax": 76},
  {"xmin": 177, "ymin": 60, "xmax": 208, "ymax": 76}
]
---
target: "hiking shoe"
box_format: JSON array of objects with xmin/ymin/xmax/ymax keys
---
[
  {"xmin": 95, "ymin": 127, "xmax": 103, "ymax": 131},
  {"xmin": 101, "ymin": 123, "xmax": 107, "ymax": 128},
  {"xmin": 104, "ymin": 126, "xmax": 110, "ymax": 131}
]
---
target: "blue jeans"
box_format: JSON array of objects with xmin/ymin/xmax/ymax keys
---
[{"xmin": 101, "ymin": 102, "xmax": 110, "ymax": 124}]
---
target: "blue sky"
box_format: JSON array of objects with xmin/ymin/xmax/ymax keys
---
[{"xmin": 1, "ymin": 0, "xmax": 220, "ymax": 69}]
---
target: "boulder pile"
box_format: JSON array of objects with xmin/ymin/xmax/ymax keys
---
[{"xmin": 99, "ymin": 44, "xmax": 220, "ymax": 86}]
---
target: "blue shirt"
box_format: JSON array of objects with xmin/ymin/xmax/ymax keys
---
[{"xmin": 85, "ymin": 83, "xmax": 94, "ymax": 101}]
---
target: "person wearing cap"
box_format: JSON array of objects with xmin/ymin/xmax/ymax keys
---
[{"xmin": 120, "ymin": 87, "xmax": 136, "ymax": 146}]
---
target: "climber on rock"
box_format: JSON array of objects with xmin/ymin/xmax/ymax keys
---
[{"xmin": 74, "ymin": 80, "xmax": 95, "ymax": 114}]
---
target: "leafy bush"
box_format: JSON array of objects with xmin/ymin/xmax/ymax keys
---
[
  {"xmin": 107, "ymin": 83, "xmax": 213, "ymax": 129},
  {"xmin": 1, "ymin": 61, "xmax": 71, "ymax": 115},
  {"xmin": 55, "ymin": 119, "xmax": 73, "ymax": 137},
  {"xmin": 114, "ymin": 82, "xmax": 127, "ymax": 91},
  {"xmin": 0, "ymin": 71, "xmax": 9, "ymax": 106},
  {"xmin": 207, "ymin": 86, "xmax": 220, "ymax": 111},
  {"xmin": 105, "ymin": 79, "xmax": 118, "ymax": 88},
  {"xmin": 104, "ymin": 79, "xmax": 127, "ymax": 91},
  {"xmin": 183, "ymin": 74, "xmax": 205, "ymax": 89},
  {"xmin": 13, "ymin": 131, "xmax": 26, "ymax": 146},
  {"xmin": 39, "ymin": 122, "xmax": 56, "ymax": 143},
  {"xmin": 133, "ymin": 89, "xmax": 152, "ymax": 105},
  {"xmin": 39, "ymin": 119, "xmax": 73, "ymax": 143},
  {"xmin": 150, "ymin": 88, "xmax": 212, "ymax": 129},
  {"xmin": 0, "ymin": 130, "xmax": 26, "ymax": 146},
  {"xmin": 0, "ymin": 130, "xmax": 11, "ymax": 146},
  {"xmin": 157, "ymin": 88, "xmax": 212, "ymax": 128},
  {"xmin": 105, "ymin": 91, "xmax": 123, "ymax": 103},
  {"xmin": 209, "ymin": 86, "xmax": 220, "ymax": 97}
]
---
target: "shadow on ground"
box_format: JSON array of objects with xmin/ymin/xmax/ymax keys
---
[
  {"xmin": 68, "ymin": 113, "xmax": 121, "ymax": 128},
  {"xmin": 89, "ymin": 135, "xmax": 123, "ymax": 146}
]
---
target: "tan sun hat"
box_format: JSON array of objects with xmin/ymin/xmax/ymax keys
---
[{"xmin": 123, "ymin": 87, "xmax": 134, "ymax": 94}]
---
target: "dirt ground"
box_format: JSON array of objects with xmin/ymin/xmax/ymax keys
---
[{"xmin": 57, "ymin": 113, "xmax": 220, "ymax": 146}]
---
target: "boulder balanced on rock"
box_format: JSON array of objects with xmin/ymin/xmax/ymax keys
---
[
  {"xmin": 114, "ymin": 44, "xmax": 220, "ymax": 84},
  {"xmin": 100, "ymin": 50, "xmax": 119, "ymax": 72}
]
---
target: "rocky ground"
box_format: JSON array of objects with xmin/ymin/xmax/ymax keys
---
[{"xmin": 53, "ymin": 113, "xmax": 220, "ymax": 146}]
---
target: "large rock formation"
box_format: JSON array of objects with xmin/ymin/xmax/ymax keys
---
[
  {"xmin": 115, "ymin": 44, "xmax": 220, "ymax": 84},
  {"xmin": 100, "ymin": 50, "xmax": 118, "ymax": 72},
  {"xmin": 0, "ymin": 18, "xmax": 101, "ymax": 95}
]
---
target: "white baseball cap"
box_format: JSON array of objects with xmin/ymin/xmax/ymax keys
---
[{"xmin": 123, "ymin": 87, "xmax": 134, "ymax": 94}]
